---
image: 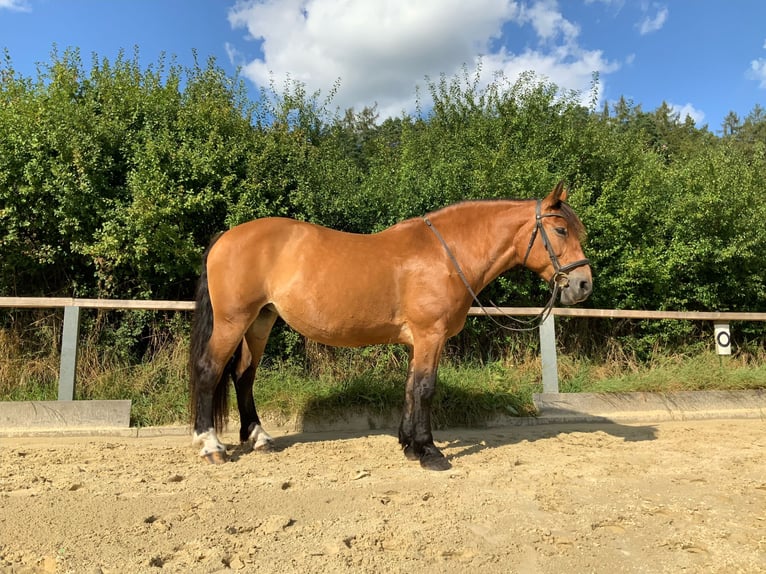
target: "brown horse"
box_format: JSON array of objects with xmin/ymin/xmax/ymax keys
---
[{"xmin": 189, "ymin": 181, "xmax": 592, "ymax": 470}]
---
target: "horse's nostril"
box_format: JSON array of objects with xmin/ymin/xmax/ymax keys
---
[{"xmin": 579, "ymin": 280, "xmax": 591, "ymax": 292}]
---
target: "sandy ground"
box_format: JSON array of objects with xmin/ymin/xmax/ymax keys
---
[{"xmin": 0, "ymin": 419, "xmax": 764, "ymax": 574}]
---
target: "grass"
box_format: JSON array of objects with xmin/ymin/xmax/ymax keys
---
[
  {"xmin": 559, "ymin": 351, "xmax": 766, "ymax": 393},
  {"xmin": 1, "ymin": 327, "xmax": 765, "ymax": 428},
  {"xmin": 249, "ymin": 360, "xmax": 540, "ymax": 430}
]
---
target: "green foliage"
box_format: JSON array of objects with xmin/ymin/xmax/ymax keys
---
[
  {"xmin": 0, "ymin": 48, "xmax": 260, "ymax": 299},
  {"xmin": 1, "ymin": 47, "xmax": 765, "ymax": 363}
]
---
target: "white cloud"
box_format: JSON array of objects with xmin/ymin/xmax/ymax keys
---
[
  {"xmin": 749, "ymin": 58, "xmax": 766, "ymax": 89},
  {"xmin": 519, "ymin": 0, "xmax": 578, "ymax": 43},
  {"xmin": 669, "ymin": 102, "xmax": 705, "ymax": 125},
  {"xmin": 747, "ymin": 39, "xmax": 766, "ymax": 88},
  {"xmin": 638, "ymin": 5, "xmax": 668, "ymax": 35},
  {"xmin": 224, "ymin": 42, "xmax": 241, "ymax": 67},
  {"xmin": 228, "ymin": 0, "xmax": 620, "ymax": 118},
  {"xmin": 0, "ymin": 0, "xmax": 30, "ymax": 11}
]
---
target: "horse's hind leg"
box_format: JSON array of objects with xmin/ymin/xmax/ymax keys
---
[
  {"xmin": 191, "ymin": 327, "xmax": 242, "ymax": 463},
  {"xmin": 234, "ymin": 306, "xmax": 278, "ymax": 452}
]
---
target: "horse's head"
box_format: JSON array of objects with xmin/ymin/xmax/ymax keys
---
[{"xmin": 521, "ymin": 181, "xmax": 592, "ymax": 305}]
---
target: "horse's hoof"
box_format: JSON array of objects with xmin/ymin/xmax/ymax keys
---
[
  {"xmin": 253, "ymin": 439, "xmax": 273, "ymax": 453},
  {"xmin": 420, "ymin": 453, "xmax": 451, "ymax": 471},
  {"xmin": 402, "ymin": 445, "xmax": 420, "ymax": 461},
  {"xmin": 202, "ymin": 451, "xmax": 227, "ymax": 464}
]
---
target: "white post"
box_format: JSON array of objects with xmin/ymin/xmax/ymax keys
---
[
  {"xmin": 58, "ymin": 305, "xmax": 81, "ymax": 400},
  {"xmin": 539, "ymin": 313, "xmax": 559, "ymax": 393}
]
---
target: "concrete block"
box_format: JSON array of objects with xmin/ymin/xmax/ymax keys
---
[{"xmin": 0, "ymin": 400, "xmax": 131, "ymax": 430}]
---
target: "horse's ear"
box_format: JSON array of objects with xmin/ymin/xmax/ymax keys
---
[{"xmin": 543, "ymin": 180, "xmax": 568, "ymax": 208}]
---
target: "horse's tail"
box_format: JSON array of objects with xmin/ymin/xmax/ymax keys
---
[{"xmin": 189, "ymin": 233, "xmax": 232, "ymax": 433}]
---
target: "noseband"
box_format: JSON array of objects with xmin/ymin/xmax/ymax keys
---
[
  {"xmin": 423, "ymin": 199, "xmax": 590, "ymax": 331},
  {"xmin": 521, "ymin": 200, "xmax": 590, "ymax": 289}
]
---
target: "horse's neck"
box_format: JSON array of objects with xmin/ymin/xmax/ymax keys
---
[{"xmin": 431, "ymin": 200, "xmax": 530, "ymax": 292}]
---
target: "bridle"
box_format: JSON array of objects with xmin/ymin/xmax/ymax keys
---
[
  {"xmin": 423, "ymin": 199, "xmax": 590, "ymax": 331},
  {"xmin": 522, "ymin": 199, "xmax": 590, "ymax": 290}
]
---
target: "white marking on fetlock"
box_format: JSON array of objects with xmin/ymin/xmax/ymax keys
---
[
  {"xmin": 248, "ymin": 424, "xmax": 273, "ymax": 450},
  {"xmin": 193, "ymin": 428, "xmax": 226, "ymax": 457}
]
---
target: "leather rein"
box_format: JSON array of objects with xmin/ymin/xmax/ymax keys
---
[{"xmin": 423, "ymin": 199, "xmax": 590, "ymax": 332}]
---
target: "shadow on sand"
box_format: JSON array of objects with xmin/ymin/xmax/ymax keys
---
[{"xmin": 224, "ymin": 393, "xmax": 659, "ymax": 466}]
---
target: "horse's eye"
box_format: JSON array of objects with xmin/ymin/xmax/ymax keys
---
[{"xmin": 554, "ymin": 227, "xmax": 568, "ymax": 237}]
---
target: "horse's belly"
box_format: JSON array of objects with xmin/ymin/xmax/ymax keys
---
[{"xmin": 275, "ymin": 303, "xmax": 410, "ymax": 347}]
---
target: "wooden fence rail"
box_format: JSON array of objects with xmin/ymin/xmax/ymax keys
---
[{"xmin": 2, "ymin": 297, "xmax": 765, "ymax": 399}]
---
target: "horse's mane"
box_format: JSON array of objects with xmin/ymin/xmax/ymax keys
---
[{"xmin": 425, "ymin": 198, "xmax": 586, "ymax": 240}]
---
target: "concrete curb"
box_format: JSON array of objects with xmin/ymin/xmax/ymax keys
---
[
  {"xmin": 0, "ymin": 391, "xmax": 764, "ymax": 438},
  {"xmin": 0, "ymin": 425, "xmax": 190, "ymax": 439},
  {"xmin": 533, "ymin": 390, "xmax": 766, "ymax": 423},
  {"xmin": 0, "ymin": 400, "xmax": 131, "ymax": 431}
]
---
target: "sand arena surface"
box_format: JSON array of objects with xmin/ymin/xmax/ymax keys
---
[{"xmin": 1, "ymin": 419, "xmax": 765, "ymax": 573}]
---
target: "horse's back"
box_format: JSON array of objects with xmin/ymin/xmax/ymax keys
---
[
  {"xmin": 205, "ymin": 217, "xmax": 434, "ymax": 346},
  {"xmin": 210, "ymin": 216, "xmax": 421, "ymax": 281}
]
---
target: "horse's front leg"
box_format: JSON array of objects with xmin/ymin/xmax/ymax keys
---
[{"xmin": 399, "ymin": 338, "xmax": 450, "ymax": 471}]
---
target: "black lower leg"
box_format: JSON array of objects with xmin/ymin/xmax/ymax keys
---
[
  {"xmin": 400, "ymin": 368, "xmax": 450, "ymax": 470},
  {"xmin": 192, "ymin": 358, "xmax": 220, "ymax": 436},
  {"xmin": 233, "ymin": 365, "xmax": 260, "ymax": 442},
  {"xmin": 399, "ymin": 360, "xmax": 417, "ymax": 459},
  {"xmin": 413, "ymin": 372, "xmax": 451, "ymax": 470},
  {"xmin": 399, "ymin": 415, "xmax": 419, "ymax": 461},
  {"xmin": 194, "ymin": 390, "xmax": 216, "ymax": 436}
]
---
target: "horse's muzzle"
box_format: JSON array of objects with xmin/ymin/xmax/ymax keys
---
[{"xmin": 558, "ymin": 268, "xmax": 592, "ymax": 306}]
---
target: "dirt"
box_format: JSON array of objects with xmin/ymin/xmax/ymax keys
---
[{"xmin": 0, "ymin": 418, "xmax": 764, "ymax": 574}]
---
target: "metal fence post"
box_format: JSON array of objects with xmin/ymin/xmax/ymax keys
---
[
  {"xmin": 58, "ymin": 305, "xmax": 81, "ymax": 401},
  {"xmin": 539, "ymin": 313, "xmax": 559, "ymax": 393}
]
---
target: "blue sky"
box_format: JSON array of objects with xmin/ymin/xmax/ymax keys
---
[{"xmin": 1, "ymin": 0, "xmax": 765, "ymax": 133}]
